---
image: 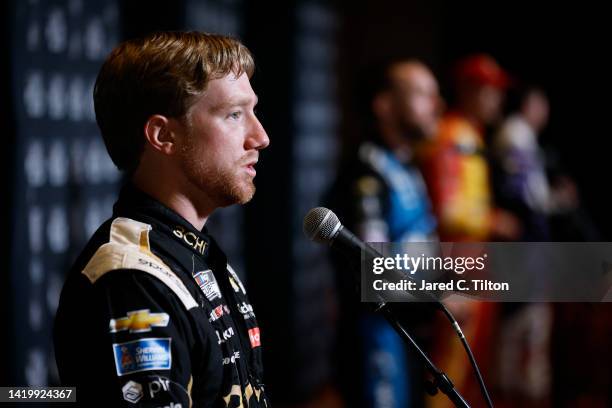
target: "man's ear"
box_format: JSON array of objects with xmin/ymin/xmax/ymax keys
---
[{"xmin": 144, "ymin": 115, "xmax": 176, "ymax": 155}]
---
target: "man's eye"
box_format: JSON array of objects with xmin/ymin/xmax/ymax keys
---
[{"xmin": 228, "ymin": 111, "xmax": 242, "ymax": 120}]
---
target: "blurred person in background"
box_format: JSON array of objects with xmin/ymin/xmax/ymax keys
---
[
  {"xmin": 417, "ymin": 54, "xmax": 518, "ymax": 408},
  {"xmin": 490, "ymin": 85, "xmax": 556, "ymax": 407},
  {"xmin": 491, "ymin": 85, "xmax": 577, "ymax": 241},
  {"xmin": 492, "ymin": 85, "xmax": 608, "ymax": 407},
  {"xmin": 53, "ymin": 32, "xmax": 270, "ymax": 407},
  {"xmin": 327, "ymin": 58, "xmax": 442, "ymax": 407},
  {"xmin": 418, "ymin": 54, "xmax": 519, "ymax": 242}
]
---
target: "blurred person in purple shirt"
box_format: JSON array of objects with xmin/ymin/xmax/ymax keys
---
[{"xmin": 491, "ymin": 86, "xmax": 577, "ymax": 241}]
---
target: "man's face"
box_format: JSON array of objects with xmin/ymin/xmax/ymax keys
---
[
  {"xmin": 471, "ymin": 84, "xmax": 504, "ymax": 126},
  {"xmin": 522, "ymin": 90, "xmax": 549, "ymax": 132},
  {"xmin": 177, "ymin": 72, "xmax": 269, "ymax": 208},
  {"xmin": 388, "ymin": 63, "xmax": 441, "ymax": 139}
]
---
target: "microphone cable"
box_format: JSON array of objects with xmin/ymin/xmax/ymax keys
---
[{"xmin": 436, "ymin": 301, "xmax": 494, "ymax": 408}]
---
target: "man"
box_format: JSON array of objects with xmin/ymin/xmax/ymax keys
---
[
  {"xmin": 54, "ymin": 32, "xmax": 270, "ymax": 407},
  {"xmin": 332, "ymin": 59, "xmax": 441, "ymax": 243},
  {"xmin": 491, "ymin": 86, "xmax": 567, "ymax": 241},
  {"xmin": 328, "ymin": 59, "xmax": 441, "ymax": 407},
  {"xmin": 418, "ymin": 54, "xmax": 517, "ymax": 408},
  {"xmin": 419, "ymin": 54, "xmax": 518, "ymax": 242}
]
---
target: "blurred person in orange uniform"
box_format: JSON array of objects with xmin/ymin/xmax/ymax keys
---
[
  {"xmin": 418, "ymin": 54, "xmax": 518, "ymax": 408},
  {"xmin": 419, "ymin": 54, "xmax": 519, "ymax": 242}
]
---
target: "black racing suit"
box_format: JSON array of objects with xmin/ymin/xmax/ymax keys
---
[{"xmin": 54, "ymin": 184, "xmax": 268, "ymax": 407}]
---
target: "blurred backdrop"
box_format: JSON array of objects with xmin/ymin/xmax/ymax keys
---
[{"xmin": 2, "ymin": 0, "xmax": 610, "ymax": 407}]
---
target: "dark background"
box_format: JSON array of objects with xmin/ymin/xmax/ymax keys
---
[{"xmin": 3, "ymin": 0, "xmax": 610, "ymax": 406}]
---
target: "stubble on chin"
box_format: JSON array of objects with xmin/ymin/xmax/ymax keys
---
[
  {"xmin": 180, "ymin": 151, "xmax": 255, "ymax": 208},
  {"xmin": 224, "ymin": 172, "xmax": 256, "ymax": 205}
]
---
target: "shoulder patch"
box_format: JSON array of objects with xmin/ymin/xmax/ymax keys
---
[{"xmin": 82, "ymin": 217, "xmax": 198, "ymax": 310}]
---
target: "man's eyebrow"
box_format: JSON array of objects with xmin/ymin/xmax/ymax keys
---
[{"xmin": 212, "ymin": 95, "xmax": 259, "ymax": 111}]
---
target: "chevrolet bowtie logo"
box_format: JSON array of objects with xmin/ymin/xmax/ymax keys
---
[{"xmin": 109, "ymin": 309, "xmax": 170, "ymax": 333}]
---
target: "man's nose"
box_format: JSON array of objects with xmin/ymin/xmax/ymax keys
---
[{"xmin": 247, "ymin": 116, "xmax": 270, "ymax": 150}]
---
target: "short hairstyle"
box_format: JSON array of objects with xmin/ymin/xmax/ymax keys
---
[
  {"xmin": 94, "ymin": 31, "xmax": 255, "ymax": 173},
  {"xmin": 360, "ymin": 57, "xmax": 426, "ymax": 111}
]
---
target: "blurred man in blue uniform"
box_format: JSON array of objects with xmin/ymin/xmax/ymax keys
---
[{"xmin": 328, "ymin": 59, "xmax": 442, "ymax": 408}]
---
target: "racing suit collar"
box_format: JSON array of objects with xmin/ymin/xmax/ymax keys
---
[{"xmin": 113, "ymin": 182, "xmax": 214, "ymax": 257}]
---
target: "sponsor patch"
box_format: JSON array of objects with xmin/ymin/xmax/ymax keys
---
[
  {"xmin": 238, "ymin": 301, "xmax": 255, "ymax": 319},
  {"xmin": 110, "ymin": 309, "xmax": 170, "ymax": 333},
  {"xmin": 216, "ymin": 327, "xmax": 235, "ymax": 344},
  {"xmin": 222, "ymin": 350, "xmax": 241, "ymax": 365},
  {"xmin": 209, "ymin": 304, "xmax": 230, "ymax": 322},
  {"xmin": 173, "ymin": 225, "xmax": 207, "ymax": 255},
  {"xmin": 147, "ymin": 376, "xmax": 171, "ymax": 399},
  {"xmin": 193, "ymin": 270, "xmax": 221, "ymax": 301},
  {"xmin": 356, "ymin": 176, "xmax": 382, "ymax": 196},
  {"xmin": 122, "ymin": 380, "xmax": 143, "ymax": 403},
  {"xmin": 113, "ymin": 338, "xmax": 172, "ymax": 376},
  {"xmin": 248, "ymin": 327, "xmax": 261, "ymax": 348}
]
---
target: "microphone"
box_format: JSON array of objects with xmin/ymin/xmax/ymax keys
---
[
  {"xmin": 303, "ymin": 207, "xmax": 439, "ymax": 304},
  {"xmin": 303, "ymin": 207, "xmax": 491, "ymax": 408},
  {"xmin": 303, "ymin": 206, "xmax": 380, "ymax": 260}
]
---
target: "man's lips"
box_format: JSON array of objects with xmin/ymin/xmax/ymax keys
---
[{"xmin": 243, "ymin": 159, "xmax": 258, "ymax": 176}]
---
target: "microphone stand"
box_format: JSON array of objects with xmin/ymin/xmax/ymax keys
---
[
  {"xmin": 320, "ymin": 224, "xmax": 474, "ymax": 407},
  {"xmin": 370, "ymin": 299, "xmax": 471, "ymax": 408}
]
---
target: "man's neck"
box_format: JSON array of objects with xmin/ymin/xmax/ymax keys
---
[
  {"xmin": 378, "ymin": 123, "xmax": 414, "ymax": 162},
  {"xmin": 131, "ymin": 164, "xmax": 213, "ymax": 231},
  {"xmin": 455, "ymin": 107, "xmax": 483, "ymax": 131}
]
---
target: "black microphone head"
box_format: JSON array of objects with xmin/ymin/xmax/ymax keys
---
[{"xmin": 303, "ymin": 207, "xmax": 342, "ymax": 243}]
